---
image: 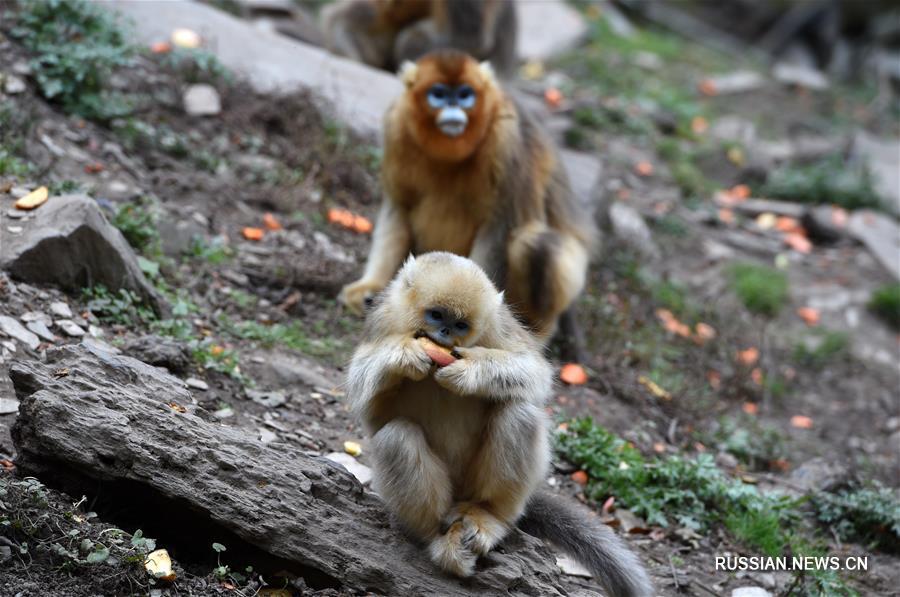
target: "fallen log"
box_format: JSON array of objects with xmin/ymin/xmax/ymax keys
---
[{"xmin": 9, "ymin": 343, "xmax": 568, "ymax": 596}]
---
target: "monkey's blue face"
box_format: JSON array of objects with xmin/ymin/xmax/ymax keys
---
[
  {"xmin": 426, "ymin": 84, "xmax": 476, "ymax": 138},
  {"xmin": 421, "ymin": 306, "xmax": 470, "ymax": 347}
]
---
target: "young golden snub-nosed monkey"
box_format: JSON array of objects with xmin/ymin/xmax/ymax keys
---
[{"xmin": 346, "ymin": 253, "xmax": 653, "ymax": 596}]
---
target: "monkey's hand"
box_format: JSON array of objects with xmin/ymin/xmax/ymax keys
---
[
  {"xmin": 434, "ymin": 347, "xmax": 553, "ymax": 400},
  {"xmin": 339, "ymin": 279, "xmax": 384, "ymax": 314},
  {"xmin": 386, "ymin": 335, "xmax": 434, "ymax": 381}
]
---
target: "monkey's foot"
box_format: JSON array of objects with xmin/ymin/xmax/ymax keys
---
[
  {"xmin": 449, "ymin": 503, "xmax": 508, "ymax": 556},
  {"xmin": 428, "ymin": 520, "xmax": 477, "ymax": 577},
  {"xmin": 338, "ymin": 280, "xmax": 383, "ymax": 314}
]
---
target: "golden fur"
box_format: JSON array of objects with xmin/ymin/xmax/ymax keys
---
[{"xmin": 340, "ymin": 51, "xmax": 594, "ymax": 341}]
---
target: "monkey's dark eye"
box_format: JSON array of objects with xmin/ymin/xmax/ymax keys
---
[
  {"xmin": 430, "ymin": 309, "xmax": 444, "ymax": 321},
  {"xmin": 427, "ymin": 85, "xmax": 449, "ymax": 108},
  {"xmin": 457, "ymin": 85, "xmax": 476, "ymax": 109},
  {"xmin": 454, "ymin": 321, "xmax": 469, "ymax": 332}
]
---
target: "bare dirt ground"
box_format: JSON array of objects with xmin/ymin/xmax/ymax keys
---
[{"xmin": 1, "ymin": 5, "xmax": 899, "ymax": 597}]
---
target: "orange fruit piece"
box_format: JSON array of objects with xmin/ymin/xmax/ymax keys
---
[
  {"xmin": 352, "ymin": 215, "xmax": 373, "ymax": 234},
  {"xmin": 559, "ymin": 363, "xmax": 588, "ymax": 385},
  {"xmin": 698, "ymin": 79, "xmax": 717, "ymax": 96},
  {"xmin": 737, "ymin": 347, "xmax": 759, "ymax": 366},
  {"xmin": 691, "ymin": 116, "xmax": 708, "ymax": 135},
  {"xmin": 774, "ymin": 216, "xmax": 801, "ymax": 233},
  {"xmin": 416, "ymin": 336, "xmax": 457, "ymax": 368},
  {"xmin": 150, "ymin": 41, "xmax": 172, "ymax": 54},
  {"xmin": 634, "ymin": 161, "xmax": 654, "ymax": 177},
  {"xmin": 242, "ymin": 227, "xmax": 264, "ymax": 241},
  {"xmin": 571, "ymin": 470, "xmax": 589, "ymax": 486},
  {"xmin": 784, "ymin": 232, "xmax": 812, "ymax": 254},
  {"xmin": 797, "ymin": 307, "xmax": 820, "ymax": 326},
  {"xmin": 15, "ymin": 186, "xmax": 49, "ymax": 210},
  {"xmin": 263, "ymin": 212, "xmax": 282, "ymax": 231},
  {"xmin": 742, "ymin": 402, "xmax": 759, "ymax": 415},
  {"xmin": 544, "ymin": 87, "xmax": 563, "ymax": 108},
  {"xmin": 790, "ymin": 415, "xmax": 813, "ymax": 429}
]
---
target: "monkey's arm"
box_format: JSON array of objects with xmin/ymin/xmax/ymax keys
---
[
  {"xmin": 346, "ymin": 333, "xmax": 432, "ymax": 416},
  {"xmin": 340, "ymin": 202, "xmax": 412, "ymax": 313},
  {"xmin": 433, "ymin": 345, "xmax": 552, "ymax": 402}
]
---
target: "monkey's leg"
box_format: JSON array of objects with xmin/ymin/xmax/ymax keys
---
[
  {"xmin": 506, "ymin": 223, "xmax": 589, "ymax": 341},
  {"xmin": 555, "ymin": 307, "xmax": 589, "ymax": 365},
  {"xmin": 339, "ymin": 202, "xmax": 412, "ymax": 313},
  {"xmin": 371, "ymin": 419, "xmax": 476, "ymax": 576},
  {"xmin": 454, "ymin": 404, "xmax": 550, "ymax": 556}
]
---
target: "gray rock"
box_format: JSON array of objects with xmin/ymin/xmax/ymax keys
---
[
  {"xmin": 609, "ymin": 202, "xmax": 659, "ymax": 259},
  {"xmin": 802, "ymin": 205, "xmax": 846, "ymax": 244},
  {"xmin": 789, "ymin": 457, "xmax": 849, "ymax": 494},
  {"xmin": 20, "ymin": 311, "xmax": 52, "ymax": 326},
  {"xmin": 0, "ymin": 195, "xmax": 165, "ymax": 312},
  {"xmin": 185, "ymin": 377, "xmax": 209, "ymax": 391},
  {"xmin": 247, "ymin": 389, "xmax": 287, "ymax": 408},
  {"xmin": 772, "ymin": 62, "xmax": 829, "ymax": 90},
  {"xmin": 255, "ymin": 351, "xmax": 339, "ymax": 389},
  {"xmin": 3, "ymin": 74, "xmax": 26, "ymax": 94},
  {"xmin": 556, "ymin": 553, "xmax": 592, "ymax": 578},
  {"xmin": 26, "ymin": 320, "xmax": 55, "ymax": 342},
  {"xmin": 123, "ymin": 334, "xmax": 191, "ymax": 373},
  {"xmin": 0, "ymin": 398, "xmax": 19, "ymax": 415},
  {"xmin": 0, "ymin": 315, "xmax": 40, "ymax": 350},
  {"xmin": 258, "ymin": 427, "xmax": 279, "ymax": 444},
  {"xmin": 183, "ymin": 84, "xmax": 222, "ymax": 116},
  {"xmin": 157, "ymin": 217, "xmax": 205, "ymax": 257},
  {"xmin": 49, "ymin": 301, "xmax": 73, "ymax": 319},
  {"xmin": 704, "ymin": 70, "xmax": 766, "ymax": 95},
  {"xmin": 10, "ymin": 187, "xmax": 31, "ymax": 199},
  {"xmin": 324, "ymin": 452, "xmax": 373, "ymax": 485},
  {"xmin": 732, "ymin": 588, "xmax": 772, "ymax": 597},
  {"xmin": 517, "ymin": 0, "xmax": 588, "ymax": 60},
  {"xmin": 56, "ymin": 319, "xmax": 85, "ymax": 337},
  {"xmin": 6, "ymin": 209, "xmax": 26, "ymax": 220},
  {"xmin": 847, "ymin": 210, "xmax": 900, "ymax": 280},
  {"xmin": 851, "ymin": 131, "xmax": 900, "ymax": 214}
]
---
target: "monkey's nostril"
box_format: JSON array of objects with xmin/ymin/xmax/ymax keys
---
[{"xmin": 440, "ymin": 328, "xmax": 450, "ymax": 336}]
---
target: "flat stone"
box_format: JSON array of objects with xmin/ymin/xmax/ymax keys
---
[
  {"xmin": 556, "ymin": 553, "xmax": 592, "ymax": 578},
  {"xmin": 732, "ymin": 588, "xmax": 772, "ymax": 597},
  {"xmin": 0, "ymin": 398, "xmax": 19, "ymax": 415},
  {"xmin": 772, "ymin": 62, "xmax": 829, "ymax": 90},
  {"xmin": 325, "ymin": 452, "xmax": 373, "ymax": 485},
  {"xmin": 851, "ymin": 131, "xmax": 900, "ymax": 214},
  {"xmin": 0, "ymin": 315, "xmax": 40, "ymax": 350},
  {"xmin": 55, "ymin": 319, "xmax": 85, "ymax": 337},
  {"xmin": 26, "ymin": 320, "xmax": 55, "ymax": 342},
  {"xmin": 705, "ymin": 70, "xmax": 766, "ymax": 95},
  {"xmin": 20, "ymin": 311, "xmax": 52, "ymax": 326},
  {"xmin": 847, "ymin": 210, "xmax": 900, "ymax": 280},
  {"xmin": 247, "ymin": 389, "xmax": 287, "ymax": 408},
  {"xmin": 183, "ymin": 83, "xmax": 222, "ymax": 116},
  {"xmin": 3, "ymin": 74, "xmax": 26, "ymax": 94},
  {"xmin": 609, "ymin": 202, "xmax": 659, "ymax": 259},
  {"xmin": 0, "ymin": 195, "xmax": 165, "ymax": 312},
  {"xmin": 1, "ymin": 340, "xmax": 16, "ymax": 352},
  {"xmin": 6, "ymin": 209, "xmax": 26, "ymax": 219},
  {"xmin": 517, "ymin": 1, "xmax": 588, "ymax": 60},
  {"xmin": 10, "ymin": 187, "xmax": 30, "ymax": 199},
  {"xmin": 49, "ymin": 301, "xmax": 73, "ymax": 318},
  {"xmin": 258, "ymin": 428, "xmax": 279, "ymax": 444},
  {"xmin": 185, "ymin": 377, "xmax": 209, "ymax": 391}
]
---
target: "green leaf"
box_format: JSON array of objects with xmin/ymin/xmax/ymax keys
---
[
  {"xmin": 211, "ymin": 542, "xmax": 226, "ymax": 553},
  {"xmin": 137, "ymin": 256, "xmax": 160, "ymax": 278},
  {"xmin": 86, "ymin": 546, "xmax": 110, "ymax": 564}
]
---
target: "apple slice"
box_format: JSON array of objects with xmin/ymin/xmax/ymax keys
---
[{"xmin": 416, "ymin": 336, "xmax": 457, "ymax": 368}]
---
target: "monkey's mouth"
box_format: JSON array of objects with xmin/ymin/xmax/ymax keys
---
[
  {"xmin": 438, "ymin": 121, "xmax": 466, "ymax": 137},
  {"xmin": 436, "ymin": 107, "xmax": 467, "ymax": 138}
]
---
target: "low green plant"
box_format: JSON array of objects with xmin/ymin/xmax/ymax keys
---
[
  {"xmin": 814, "ymin": 484, "xmax": 900, "ymax": 553},
  {"xmin": 868, "ymin": 283, "xmax": 900, "ymax": 331},
  {"xmin": 189, "ymin": 236, "xmax": 234, "ymax": 264},
  {"xmin": 192, "ymin": 341, "xmax": 244, "ymax": 380},
  {"xmin": 761, "ymin": 155, "xmax": 882, "ymax": 211},
  {"xmin": 705, "ymin": 416, "xmax": 787, "ymax": 471},
  {"xmin": 112, "ymin": 199, "xmax": 161, "ymax": 255},
  {"xmin": 12, "ymin": 0, "xmax": 134, "ymax": 119},
  {"xmin": 160, "ymin": 47, "xmax": 230, "ymax": 84},
  {"xmin": 556, "ymin": 418, "xmax": 796, "ymax": 533},
  {"xmin": 728, "ymin": 263, "xmax": 789, "ymax": 316},
  {"xmin": 82, "ymin": 285, "xmax": 155, "ymax": 326},
  {"xmin": 793, "ymin": 330, "xmax": 849, "ymax": 368},
  {"xmin": 220, "ymin": 317, "xmax": 343, "ymax": 358}
]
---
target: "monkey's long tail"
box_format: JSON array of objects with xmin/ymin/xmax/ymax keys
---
[{"xmin": 518, "ymin": 491, "xmax": 654, "ymax": 597}]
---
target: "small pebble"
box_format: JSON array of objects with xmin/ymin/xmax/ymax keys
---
[
  {"xmin": 3, "ymin": 74, "xmax": 26, "ymax": 94},
  {"xmin": 6, "ymin": 209, "xmax": 26, "ymax": 219},
  {"xmin": 7, "ymin": 226, "xmax": 23, "ymax": 234},
  {"xmin": 185, "ymin": 377, "xmax": 209, "ymax": 391},
  {"xmin": 55, "ymin": 319, "xmax": 85, "ymax": 337},
  {"xmin": 20, "ymin": 311, "xmax": 51, "ymax": 325},
  {"xmin": 10, "ymin": 187, "xmax": 30, "ymax": 199},
  {"xmin": 213, "ymin": 406, "xmax": 234, "ymax": 419}
]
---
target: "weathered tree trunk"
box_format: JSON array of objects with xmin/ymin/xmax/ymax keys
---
[{"xmin": 9, "ymin": 344, "xmax": 569, "ymax": 596}]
